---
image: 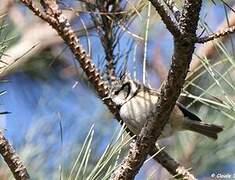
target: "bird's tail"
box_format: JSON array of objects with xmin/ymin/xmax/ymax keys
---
[{"xmin": 183, "ymin": 120, "xmax": 223, "ymax": 140}]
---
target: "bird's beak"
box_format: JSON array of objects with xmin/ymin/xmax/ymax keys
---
[{"xmin": 102, "ymin": 96, "xmax": 111, "ymax": 101}]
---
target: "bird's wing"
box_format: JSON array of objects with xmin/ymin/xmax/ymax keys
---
[{"xmin": 176, "ymin": 102, "xmax": 201, "ymax": 121}]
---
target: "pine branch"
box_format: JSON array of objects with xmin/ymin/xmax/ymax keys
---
[
  {"xmin": 197, "ymin": 25, "xmax": 235, "ymax": 43},
  {"xmin": 85, "ymin": 1, "xmax": 121, "ymax": 82},
  {"xmin": 0, "ymin": 131, "xmax": 30, "ymax": 180},
  {"xmin": 19, "ymin": 0, "xmax": 198, "ymax": 179}
]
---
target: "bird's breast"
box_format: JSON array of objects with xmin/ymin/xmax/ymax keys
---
[
  {"xmin": 119, "ymin": 91, "xmax": 184, "ymax": 137},
  {"xmin": 119, "ymin": 92, "xmax": 158, "ymax": 134}
]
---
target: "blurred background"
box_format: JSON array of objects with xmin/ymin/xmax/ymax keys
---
[{"xmin": 0, "ymin": 0, "xmax": 235, "ymax": 179}]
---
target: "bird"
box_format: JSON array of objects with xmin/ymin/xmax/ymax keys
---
[{"xmin": 107, "ymin": 75, "xmax": 223, "ymax": 140}]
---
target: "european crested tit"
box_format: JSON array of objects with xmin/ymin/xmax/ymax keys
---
[{"xmin": 108, "ymin": 76, "xmax": 223, "ymax": 140}]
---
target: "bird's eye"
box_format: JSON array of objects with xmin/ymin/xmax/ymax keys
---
[
  {"xmin": 114, "ymin": 90, "xmax": 119, "ymax": 95},
  {"xmin": 113, "ymin": 82, "xmax": 130, "ymax": 98}
]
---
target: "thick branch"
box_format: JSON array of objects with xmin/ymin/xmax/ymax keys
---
[
  {"xmin": 112, "ymin": 0, "xmax": 202, "ymax": 179},
  {"xmin": 0, "ymin": 131, "xmax": 30, "ymax": 180}
]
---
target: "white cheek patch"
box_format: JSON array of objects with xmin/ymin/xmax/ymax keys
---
[{"xmin": 112, "ymin": 94, "xmax": 127, "ymax": 105}]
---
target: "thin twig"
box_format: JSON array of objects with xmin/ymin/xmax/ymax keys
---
[
  {"xmin": 197, "ymin": 25, "xmax": 235, "ymax": 43},
  {"xmin": 85, "ymin": 1, "xmax": 123, "ymax": 82},
  {"xmin": 189, "ymin": 3, "xmax": 235, "ymax": 73}
]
